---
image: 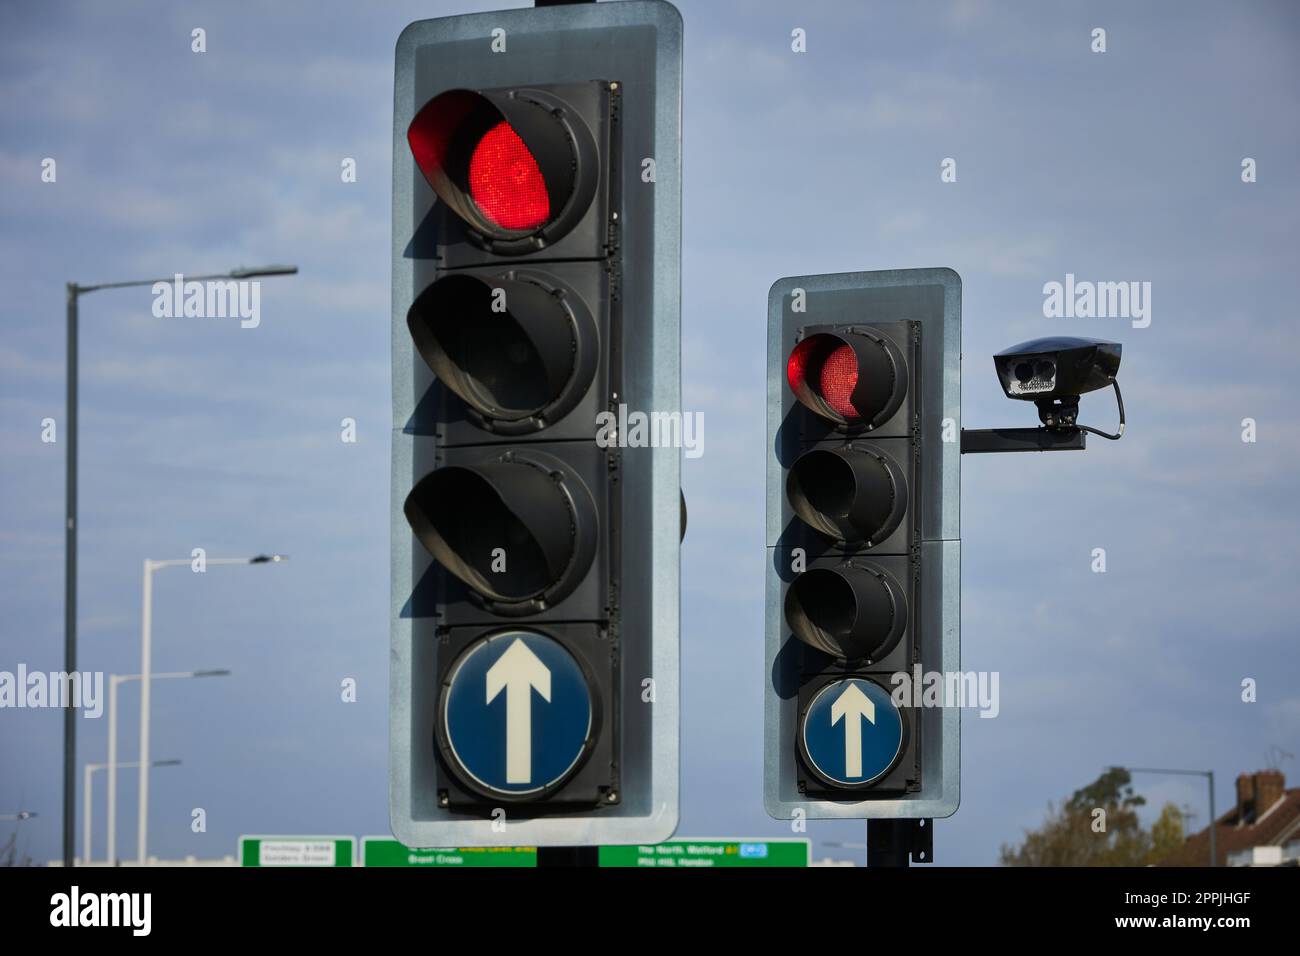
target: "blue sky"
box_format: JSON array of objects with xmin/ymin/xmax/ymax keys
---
[{"xmin": 2, "ymin": 0, "xmax": 1298, "ymax": 866}]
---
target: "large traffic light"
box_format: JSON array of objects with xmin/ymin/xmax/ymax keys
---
[
  {"xmin": 765, "ymin": 269, "xmax": 961, "ymax": 832},
  {"xmin": 390, "ymin": 2, "xmax": 683, "ymax": 847}
]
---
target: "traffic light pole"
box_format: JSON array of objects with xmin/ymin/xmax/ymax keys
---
[
  {"xmin": 866, "ymin": 818, "xmax": 933, "ymax": 867},
  {"xmin": 536, "ymin": 846, "xmax": 599, "ymax": 867},
  {"xmin": 63, "ymin": 284, "xmax": 78, "ymax": 869}
]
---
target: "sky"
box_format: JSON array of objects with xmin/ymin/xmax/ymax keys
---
[{"xmin": 1, "ymin": 0, "xmax": 1298, "ymax": 867}]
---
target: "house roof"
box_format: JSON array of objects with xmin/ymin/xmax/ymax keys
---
[{"xmin": 1157, "ymin": 786, "xmax": 1300, "ymax": 867}]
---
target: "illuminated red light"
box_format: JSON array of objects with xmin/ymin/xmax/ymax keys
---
[
  {"xmin": 818, "ymin": 344, "xmax": 858, "ymax": 418},
  {"xmin": 788, "ymin": 337, "xmax": 860, "ymax": 421},
  {"xmin": 469, "ymin": 121, "xmax": 550, "ymax": 230},
  {"xmin": 787, "ymin": 340, "xmax": 812, "ymax": 394}
]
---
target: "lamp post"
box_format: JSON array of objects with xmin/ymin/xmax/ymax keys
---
[
  {"xmin": 1110, "ymin": 765, "xmax": 1217, "ymax": 866},
  {"xmin": 137, "ymin": 555, "xmax": 284, "ymax": 865},
  {"xmin": 61, "ymin": 263, "xmax": 297, "ymax": 867},
  {"xmin": 106, "ymin": 668, "xmax": 229, "ymax": 865},
  {"xmin": 85, "ymin": 758, "xmax": 180, "ymax": 865}
]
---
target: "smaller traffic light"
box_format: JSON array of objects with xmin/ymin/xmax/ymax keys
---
[{"xmin": 765, "ymin": 268, "xmax": 962, "ymax": 824}]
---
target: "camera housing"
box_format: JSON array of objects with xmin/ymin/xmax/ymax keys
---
[{"xmin": 994, "ymin": 336, "xmax": 1121, "ymax": 428}]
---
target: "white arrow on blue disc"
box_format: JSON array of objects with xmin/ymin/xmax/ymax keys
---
[
  {"xmin": 801, "ymin": 678, "xmax": 904, "ymax": 787},
  {"xmin": 441, "ymin": 630, "xmax": 593, "ymax": 797}
]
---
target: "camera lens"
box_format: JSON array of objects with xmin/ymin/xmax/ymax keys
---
[
  {"xmin": 1014, "ymin": 361, "xmax": 1034, "ymax": 383},
  {"xmin": 1035, "ymin": 360, "xmax": 1055, "ymax": 380}
]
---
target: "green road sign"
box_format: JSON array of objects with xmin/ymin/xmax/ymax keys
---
[
  {"xmin": 239, "ymin": 835, "xmax": 807, "ymax": 867},
  {"xmin": 598, "ymin": 839, "xmax": 810, "ymax": 868},
  {"xmin": 239, "ymin": 836, "xmax": 355, "ymax": 867},
  {"xmin": 362, "ymin": 838, "xmax": 537, "ymax": 868}
]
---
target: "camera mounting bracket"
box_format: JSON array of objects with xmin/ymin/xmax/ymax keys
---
[
  {"xmin": 959, "ymin": 426, "xmax": 1087, "ymax": 454},
  {"xmin": 1035, "ymin": 395, "xmax": 1079, "ymax": 428},
  {"xmin": 963, "ymin": 377, "xmax": 1124, "ymax": 453}
]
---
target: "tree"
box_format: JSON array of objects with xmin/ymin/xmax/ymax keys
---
[
  {"xmin": 1000, "ymin": 768, "xmax": 1184, "ymax": 866},
  {"xmin": 1149, "ymin": 803, "xmax": 1186, "ymax": 862}
]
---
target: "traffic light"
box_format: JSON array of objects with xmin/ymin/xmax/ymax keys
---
[
  {"xmin": 765, "ymin": 269, "xmax": 961, "ymax": 825},
  {"xmin": 390, "ymin": 2, "xmax": 683, "ymax": 847}
]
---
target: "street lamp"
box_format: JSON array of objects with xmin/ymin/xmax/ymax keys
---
[
  {"xmin": 106, "ymin": 668, "xmax": 230, "ymax": 865},
  {"xmin": 137, "ymin": 555, "xmax": 285, "ymax": 864},
  {"xmin": 227, "ymin": 265, "xmax": 297, "ymax": 279},
  {"xmin": 1109, "ymin": 765, "xmax": 1217, "ymax": 866},
  {"xmin": 61, "ymin": 262, "xmax": 297, "ymax": 867},
  {"xmin": 85, "ymin": 758, "xmax": 180, "ymax": 866}
]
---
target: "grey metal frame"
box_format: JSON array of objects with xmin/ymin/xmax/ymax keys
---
[
  {"xmin": 390, "ymin": 0, "xmax": 682, "ymax": 847},
  {"xmin": 764, "ymin": 268, "xmax": 962, "ymax": 820}
]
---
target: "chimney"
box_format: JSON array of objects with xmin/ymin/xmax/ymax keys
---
[
  {"xmin": 1236, "ymin": 773, "xmax": 1254, "ymax": 822},
  {"xmin": 1236, "ymin": 770, "xmax": 1286, "ymax": 823},
  {"xmin": 1255, "ymin": 770, "xmax": 1285, "ymax": 817}
]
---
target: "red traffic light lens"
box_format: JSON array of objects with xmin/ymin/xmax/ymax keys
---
[
  {"xmin": 788, "ymin": 336, "xmax": 862, "ymax": 422},
  {"xmin": 469, "ymin": 121, "xmax": 551, "ymax": 231},
  {"xmin": 406, "ymin": 86, "xmax": 597, "ymax": 247},
  {"xmin": 816, "ymin": 343, "xmax": 858, "ymax": 419},
  {"xmin": 787, "ymin": 330, "xmax": 908, "ymax": 428}
]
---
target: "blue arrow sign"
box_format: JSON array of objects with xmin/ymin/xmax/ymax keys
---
[
  {"xmin": 442, "ymin": 631, "xmax": 592, "ymax": 796},
  {"xmin": 800, "ymin": 678, "xmax": 903, "ymax": 787}
]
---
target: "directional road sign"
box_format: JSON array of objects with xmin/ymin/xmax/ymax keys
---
[
  {"xmin": 598, "ymin": 839, "xmax": 810, "ymax": 868},
  {"xmin": 362, "ymin": 838, "xmax": 537, "ymax": 868},
  {"xmin": 438, "ymin": 631, "xmax": 595, "ymax": 798},
  {"xmin": 799, "ymin": 678, "xmax": 905, "ymax": 789},
  {"xmin": 238, "ymin": 836, "xmax": 355, "ymax": 867}
]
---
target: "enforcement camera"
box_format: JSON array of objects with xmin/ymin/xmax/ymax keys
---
[{"xmin": 993, "ymin": 336, "xmax": 1123, "ymax": 435}]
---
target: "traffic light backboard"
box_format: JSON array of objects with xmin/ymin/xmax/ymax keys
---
[
  {"xmin": 765, "ymin": 268, "xmax": 961, "ymax": 821},
  {"xmin": 390, "ymin": 0, "xmax": 683, "ymax": 848}
]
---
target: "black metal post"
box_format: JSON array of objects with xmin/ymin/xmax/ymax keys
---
[
  {"xmin": 867, "ymin": 818, "xmax": 933, "ymax": 867},
  {"xmin": 537, "ymin": 846, "xmax": 600, "ymax": 866},
  {"xmin": 63, "ymin": 282, "xmax": 78, "ymax": 868}
]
